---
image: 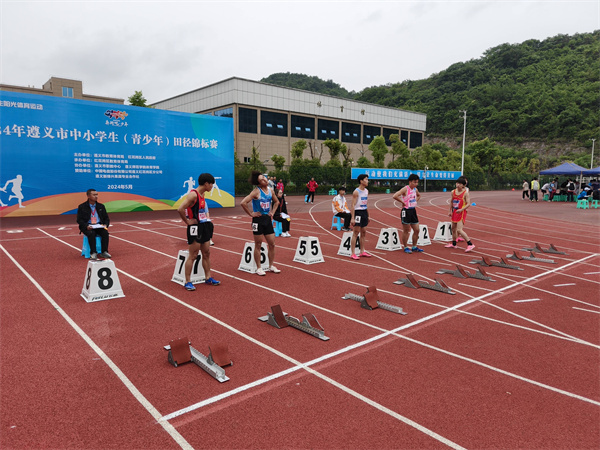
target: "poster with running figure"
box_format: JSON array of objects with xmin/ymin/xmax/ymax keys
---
[{"xmin": 0, "ymin": 91, "xmax": 234, "ymax": 217}]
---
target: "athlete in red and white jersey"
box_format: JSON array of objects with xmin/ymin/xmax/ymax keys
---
[{"xmin": 445, "ymin": 176, "xmax": 475, "ymax": 252}]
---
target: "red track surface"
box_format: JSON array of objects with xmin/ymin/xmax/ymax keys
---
[{"xmin": 1, "ymin": 191, "xmax": 599, "ymax": 449}]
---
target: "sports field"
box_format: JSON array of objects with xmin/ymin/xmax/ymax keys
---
[{"xmin": 1, "ymin": 190, "xmax": 599, "ymax": 449}]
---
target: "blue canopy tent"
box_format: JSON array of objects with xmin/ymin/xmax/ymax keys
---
[
  {"xmin": 582, "ymin": 166, "xmax": 600, "ymax": 176},
  {"xmin": 539, "ymin": 162, "xmax": 588, "ymax": 176}
]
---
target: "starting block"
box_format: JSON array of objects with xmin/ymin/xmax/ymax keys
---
[
  {"xmin": 433, "ymin": 221, "xmax": 453, "ymax": 242},
  {"xmin": 507, "ymin": 250, "xmax": 555, "ymax": 264},
  {"xmin": 521, "ymin": 243, "xmax": 567, "ymax": 255},
  {"xmin": 293, "ymin": 236, "xmax": 324, "ymax": 264},
  {"xmin": 407, "ymin": 224, "xmax": 431, "ymax": 246},
  {"xmin": 238, "ymin": 242, "xmax": 269, "ymax": 273},
  {"xmin": 342, "ymin": 286, "xmax": 406, "ymax": 315},
  {"xmin": 436, "ymin": 264, "xmax": 496, "ymax": 282},
  {"xmin": 81, "ymin": 259, "xmax": 125, "ymax": 303},
  {"xmin": 337, "ymin": 231, "xmax": 361, "ymax": 256},
  {"xmin": 469, "ymin": 256, "xmax": 523, "ymax": 271},
  {"xmin": 394, "ymin": 274, "xmax": 456, "ymax": 295},
  {"xmin": 171, "ymin": 250, "xmax": 205, "ymax": 285},
  {"xmin": 258, "ymin": 304, "xmax": 329, "ymax": 341},
  {"xmin": 164, "ymin": 337, "xmax": 231, "ymax": 383},
  {"xmin": 375, "ymin": 228, "xmax": 402, "ymax": 251}
]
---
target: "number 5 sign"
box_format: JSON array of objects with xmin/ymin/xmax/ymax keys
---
[
  {"xmin": 81, "ymin": 259, "xmax": 125, "ymax": 303},
  {"xmin": 293, "ymin": 236, "xmax": 324, "ymax": 264}
]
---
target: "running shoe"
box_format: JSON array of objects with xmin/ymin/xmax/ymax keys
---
[
  {"xmin": 350, "ymin": 254, "xmax": 359, "ymax": 260},
  {"xmin": 457, "ymin": 237, "xmax": 465, "ymax": 242},
  {"xmin": 256, "ymin": 268, "xmax": 266, "ymax": 276},
  {"xmin": 184, "ymin": 282, "xmax": 196, "ymax": 291},
  {"xmin": 465, "ymin": 244, "xmax": 476, "ymax": 253},
  {"xmin": 412, "ymin": 246, "xmax": 424, "ymax": 253},
  {"xmin": 341, "ymin": 228, "xmax": 351, "ymax": 232},
  {"xmin": 359, "ymin": 252, "xmax": 371, "ymax": 257},
  {"xmin": 267, "ymin": 266, "xmax": 281, "ymax": 273},
  {"xmin": 444, "ymin": 243, "xmax": 457, "ymax": 248},
  {"xmin": 205, "ymin": 277, "xmax": 221, "ymax": 285},
  {"xmin": 404, "ymin": 247, "xmax": 412, "ymax": 254}
]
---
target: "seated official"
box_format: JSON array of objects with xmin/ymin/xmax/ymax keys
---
[
  {"xmin": 332, "ymin": 187, "xmax": 352, "ymax": 231},
  {"xmin": 273, "ymin": 188, "xmax": 292, "ymax": 237},
  {"xmin": 77, "ymin": 188, "xmax": 111, "ymax": 260}
]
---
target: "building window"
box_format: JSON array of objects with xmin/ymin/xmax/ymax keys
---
[
  {"xmin": 383, "ymin": 128, "xmax": 399, "ymax": 146},
  {"xmin": 62, "ymin": 87, "xmax": 73, "ymax": 98},
  {"xmin": 341, "ymin": 122, "xmax": 361, "ymax": 143},
  {"xmin": 363, "ymin": 125, "xmax": 380, "ymax": 145},
  {"xmin": 261, "ymin": 110, "xmax": 287, "ymax": 136},
  {"xmin": 409, "ymin": 131, "xmax": 423, "ymax": 149},
  {"xmin": 239, "ymin": 107, "xmax": 257, "ymax": 134},
  {"xmin": 317, "ymin": 119, "xmax": 338, "ymax": 140},
  {"xmin": 291, "ymin": 115, "xmax": 314, "ymax": 139},
  {"xmin": 400, "ymin": 130, "xmax": 409, "ymax": 145},
  {"xmin": 214, "ymin": 107, "xmax": 233, "ymax": 118}
]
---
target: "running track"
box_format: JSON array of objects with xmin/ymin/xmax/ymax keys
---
[{"xmin": 1, "ymin": 191, "xmax": 599, "ymax": 449}]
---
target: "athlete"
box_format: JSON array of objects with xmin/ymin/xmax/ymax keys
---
[
  {"xmin": 350, "ymin": 174, "xmax": 371, "ymax": 260},
  {"xmin": 177, "ymin": 173, "xmax": 220, "ymax": 290},
  {"xmin": 393, "ymin": 174, "xmax": 424, "ymax": 254},
  {"xmin": 240, "ymin": 171, "xmax": 281, "ymax": 276},
  {"xmin": 445, "ymin": 176, "xmax": 475, "ymax": 252}
]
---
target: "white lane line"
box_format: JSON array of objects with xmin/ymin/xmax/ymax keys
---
[
  {"xmin": 554, "ymin": 283, "xmax": 576, "ymax": 287},
  {"xmin": 0, "ymin": 244, "xmax": 193, "ymax": 450},
  {"xmin": 584, "ymin": 272, "xmax": 600, "ymax": 275},
  {"xmin": 572, "ymin": 307, "xmax": 600, "ymax": 314},
  {"xmin": 513, "ymin": 299, "xmax": 541, "ymax": 303}
]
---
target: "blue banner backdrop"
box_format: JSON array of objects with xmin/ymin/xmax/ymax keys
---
[
  {"xmin": 351, "ymin": 168, "xmax": 461, "ymax": 181},
  {"xmin": 0, "ymin": 92, "xmax": 234, "ymax": 217}
]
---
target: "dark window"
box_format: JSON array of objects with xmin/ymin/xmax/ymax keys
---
[
  {"xmin": 317, "ymin": 119, "xmax": 338, "ymax": 140},
  {"xmin": 214, "ymin": 107, "xmax": 233, "ymax": 118},
  {"xmin": 341, "ymin": 122, "xmax": 361, "ymax": 143},
  {"xmin": 409, "ymin": 131, "xmax": 423, "ymax": 149},
  {"xmin": 363, "ymin": 125, "xmax": 381, "ymax": 144},
  {"xmin": 383, "ymin": 128, "xmax": 399, "ymax": 146},
  {"xmin": 400, "ymin": 130, "xmax": 409, "ymax": 145},
  {"xmin": 261, "ymin": 110, "xmax": 287, "ymax": 136},
  {"xmin": 239, "ymin": 107, "xmax": 257, "ymax": 134},
  {"xmin": 291, "ymin": 115, "xmax": 315, "ymax": 139}
]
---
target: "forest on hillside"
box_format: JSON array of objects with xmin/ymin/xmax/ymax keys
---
[{"xmin": 261, "ymin": 31, "xmax": 599, "ymax": 146}]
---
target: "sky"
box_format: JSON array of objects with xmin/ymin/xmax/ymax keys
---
[{"xmin": 1, "ymin": 1, "xmax": 598, "ymax": 104}]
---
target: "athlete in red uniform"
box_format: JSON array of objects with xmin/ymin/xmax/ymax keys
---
[{"xmin": 445, "ymin": 176, "xmax": 475, "ymax": 252}]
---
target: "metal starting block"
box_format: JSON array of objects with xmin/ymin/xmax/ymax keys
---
[
  {"xmin": 507, "ymin": 250, "xmax": 555, "ymax": 264},
  {"xmin": 469, "ymin": 256, "xmax": 523, "ymax": 271},
  {"xmin": 258, "ymin": 304, "xmax": 330, "ymax": 341},
  {"xmin": 436, "ymin": 264, "xmax": 496, "ymax": 282},
  {"xmin": 521, "ymin": 243, "xmax": 567, "ymax": 255},
  {"xmin": 394, "ymin": 275, "xmax": 456, "ymax": 295},
  {"xmin": 164, "ymin": 337, "xmax": 231, "ymax": 383},
  {"xmin": 342, "ymin": 285, "xmax": 407, "ymax": 315}
]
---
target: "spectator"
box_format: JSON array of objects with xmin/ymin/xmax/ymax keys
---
[
  {"xmin": 590, "ymin": 179, "xmax": 600, "ymax": 200},
  {"xmin": 332, "ymin": 186, "xmax": 352, "ymax": 231},
  {"xmin": 276, "ymin": 179, "xmax": 284, "ymax": 193},
  {"xmin": 566, "ymin": 179, "xmax": 576, "ymax": 202},
  {"xmin": 530, "ymin": 177, "xmax": 540, "ymax": 202},
  {"xmin": 76, "ymin": 189, "xmax": 111, "ymax": 260},
  {"xmin": 306, "ymin": 177, "xmax": 318, "ymax": 203},
  {"xmin": 273, "ymin": 188, "xmax": 291, "ymax": 237},
  {"xmin": 522, "ymin": 179, "xmax": 530, "ymax": 200}
]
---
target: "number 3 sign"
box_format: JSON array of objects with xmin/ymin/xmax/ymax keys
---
[{"xmin": 81, "ymin": 259, "xmax": 125, "ymax": 303}]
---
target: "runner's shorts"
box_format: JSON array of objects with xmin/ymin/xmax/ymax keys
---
[
  {"xmin": 187, "ymin": 222, "xmax": 214, "ymax": 245},
  {"xmin": 354, "ymin": 209, "xmax": 369, "ymax": 228},
  {"xmin": 401, "ymin": 208, "xmax": 419, "ymax": 225},
  {"xmin": 252, "ymin": 214, "xmax": 275, "ymax": 236}
]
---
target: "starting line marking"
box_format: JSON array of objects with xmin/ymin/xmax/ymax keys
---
[
  {"xmin": 572, "ymin": 307, "xmax": 600, "ymax": 314},
  {"xmin": 513, "ymin": 299, "xmax": 541, "ymax": 303},
  {"xmin": 553, "ymin": 283, "xmax": 576, "ymax": 287}
]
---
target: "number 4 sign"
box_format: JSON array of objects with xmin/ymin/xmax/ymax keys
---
[
  {"xmin": 81, "ymin": 259, "xmax": 125, "ymax": 303},
  {"xmin": 293, "ymin": 236, "xmax": 324, "ymax": 264},
  {"xmin": 171, "ymin": 250, "xmax": 205, "ymax": 285}
]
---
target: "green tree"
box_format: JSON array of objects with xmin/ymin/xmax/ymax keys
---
[
  {"xmin": 128, "ymin": 90, "xmax": 149, "ymax": 107},
  {"xmin": 356, "ymin": 156, "xmax": 372, "ymax": 168},
  {"xmin": 248, "ymin": 145, "xmax": 266, "ymax": 172},
  {"xmin": 271, "ymin": 154, "xmax": 286, "ymax": 171},
  {"xmin": 389, "ymin": 134, "xmax": 409, "ymax": 163},
  {"xmin": 323, "ymin": 139, "xmax": 347, "ymax": 164},
  {"xmin": 369, "ymin": 136, "xmax": 388, "ymax": 168},
  {"xmin": 291, "ymin": 140, "xmax": 307, "ymax": 159}
]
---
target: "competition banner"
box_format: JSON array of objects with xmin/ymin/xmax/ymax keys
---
[
  {"xmin": 351, "ymin": 168, "xmax": 461, "ymax": 181},
  {"xmin": 0, "ymin": 91, "xmax": 234, "ymax": 217}
]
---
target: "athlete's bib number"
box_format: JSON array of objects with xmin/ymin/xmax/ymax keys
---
[{"xmin": 189, "ymin": 225, "xmax": 198, "ymax": 236}]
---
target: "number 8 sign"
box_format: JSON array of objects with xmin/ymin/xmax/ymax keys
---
[{"xmin": 81, "ymin": 259, "xmax": 125, "ymax": 303}]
